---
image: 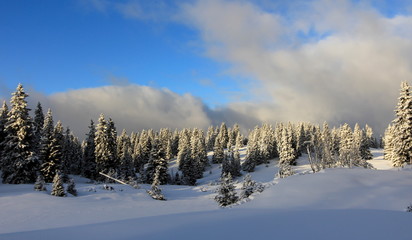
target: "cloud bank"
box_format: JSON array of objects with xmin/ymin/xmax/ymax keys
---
[{"xmin": 179, "ymin": 0, "xmax": 412, "ymax": 134}]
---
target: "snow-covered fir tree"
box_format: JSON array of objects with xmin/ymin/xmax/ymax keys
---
[
  {"xmin": 1, "ymin": 84, "xmax": 39, "ymax": 184},
  {"xmin": 219, "ymin": 122, "xmax": 229, "ymax": 149},
  {"xmin": 63, "ymin": 127, "xmax": 82, "ymax": 175},
  {"xmin": 212, "ymin": 134, "xmax": 225, "ymax": 164},
  {"xmin": 39, "ymin": 109, "xmax": 54, "ymax": 181},
  {"xmin": 0, "ymin": 101, "xmax": 8, "ymax": 167},
  {"xmin": 206, "ymin": 125, "xmax": 216, "ymax": 151},
  {"xmin": 33, "ymin": 102, "xmax": 44, "ymax": 153},
  {"xmin": 34, "ymin": 174, "xmax": 46, "ymax": 191},
  {"xmin": 133, "ymin": 130, "xmax": 151, "ymax": 174},
  {"xmin": 95, "ymin": 114, "xmax": 118, "ymax": 180},
  {"xmin": 147, "ymin": 165, "xmax": 166, "ymax": 200},
  {"xmin": 339, "ymin": 124, "xmax": 356, "ymax": 167},
  {"xmin": 41, "ymin": 120, "xmax": 64, "ymax": 183},
  {"xmin": 321, "ymin": 122, "xmax": 334, "ymax": 168},
  {"xmin": 145, "ymin": 136, "xmax": 168, "ymax": 184},
  {"xmin": 389, "ymin": 81, "xmax": 412, "ymax": 166},
  {"xmin": 240, "ymin": 174, "xmax": 257, "ymax": 199},
  {"xmin": 242, "ymin": 126, "xmax": 260, "ymax": 172},
  {"xmin": 117, "ymin": 129, "xmax": 135, "ymax": 180},
  {"xmin": 51, "ymin": 172, "xmax": 66, "ymax": 197},
  {"xmin": 215, "ymin": 173, "xmax": 238, "ymax": 207},
  {"xmin": 82, "ymin": 120, "xmax": 97, "ymax": 180},
  {"xmin": 190, "ymin": 128, "xmax": 208, "ymax": 179},
  {"xmin": 353, "ymin": 124, "xmax": 373, "ymax": 160},
  {"xmin": 277, "ymin": 128, "xmax": 295, "ymax": 178}
]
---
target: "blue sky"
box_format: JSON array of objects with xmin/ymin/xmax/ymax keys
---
[
  {"xmin": 1, "ymin": 0, "xmax": 412, "ymax": 135},
  {"xmin": 0, "ymin": 0, "xmax": 250, "ymax": 107}
]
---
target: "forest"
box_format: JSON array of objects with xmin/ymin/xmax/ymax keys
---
[{"xmin": 0, "ymin": 82, "xmax": 410, "ymax": 202}]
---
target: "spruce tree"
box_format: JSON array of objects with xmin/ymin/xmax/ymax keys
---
[
  {"xmin": 212, "ymin": 134, "xmax": 225, "ymax": 164},
  {"xmin": 95, "ymin": 114, "xmax": 118, "ymax": 180},
  {"xmin": 82, "ymin": 120, "xmax": 97, "ymax": 180},
  {"xmin": 117, "ymin": 129, "xmax": 135, "ymax": 180},
  {"xmin": 33, "ymin": 102, "xmax": 44, "ymax": 153},
  {"xmin": 277, "ymin": 128, "xmax": 295, "ymax": 178},
  {"xmin": 215, "ymin": 173, "xmax": 238, "ymax": 207},
  {"xmin": 147, "ymin": 166, "xmax": 166, "ymax": 200},
  {"xmin": 339, "ymin": 124, "xmax": 354, "ymax": 167},
  {"xmin": 34, "ymin": 174, "xmax": 46, "ymax": 191},
  {"xmin": 391, "ymin": 81, "xmax": 412, "ymax": 166},
  {"xmin": 41, "ymin": 120, "xmax": 64, "ymax": 182},
  {"xmin": 51, "ymin": 172, "xmax": 66, "ymax": 197},
  {"xmin": 242, "ymin": 126, "xmax": 260, "ymax": 172},
  {"xmin": 240, "ymin": 174, "xmax": 256, "ymax": 199},
  {"xmin": 1, "ymin": 84, "xmax": 38, "ymax": 184},
  {"xmin": 0, "ymin": 101, "xmax": 8, "ymax": 167}
]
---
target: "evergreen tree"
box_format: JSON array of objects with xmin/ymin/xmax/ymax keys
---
[
  {"xmin": 212, "ymin": 134, "xmax": 225, "ymax": 164},
  {"xmin": 33, "ymin": 102, "xmax": 44, "ymax": 153},
  {"xmin": 206, "ymin": 125, "xmax": 216, "ymax": 151},
  {"xmin": 219, "ymin": 122, "xmax": 229, "ymax": 148},
  {"xmin": 1, "ymin": 84, "xmax": 39, "ymax": 184},
  {"xmin": 147, "ymin": 166, "xmax": 166, "ymax": 200},
  {"xmin": 215, "ymin": 173, "xmax": 238, "ymax": 207},
  {"xmin": 34, "ymin": 174, "xmax": 46, "ymax": 191},
  {"xmin": 41, "ymin": 121, "xmax": 64, "ymax": 182},
  {"xmin": 242, "ymin": 126, "xmax": 260, "ymax": 172},
  {"xmin": 339, "ymin": 124, "xmax": 354, "ymax": 167},
  {"xmin": 384, "ymin": 124, "xmax": 396, "ymax": 164},
  {"xmin": 277, "ymin": 128, "xmax": 295, "ymax": 178},
  {"xmin": 117, "ymin": 129, "xmax": 135, "ymax": 180},
  {"xmin": 82, "ymin": 120, "xmax": 97, "ymax": 179},
  {"xmin": 321, "ymin": 122, "xmax": 334, "ymax": 168},
  {"xmin": 0, "ymin": 101, "xmax": 8, "ymax": 167},
  {"xmin": 240, "ymin": 174, "xmax": 256, "ymax": 199},
  {"xmin": 391, "ymin": 81, "xmax": 412, "ymax": 166},
  {"xmin": 39, "ymin": 109, "xmax": 54, "ymax": 181},
  {"xmin": 95, "ymin": 114, "xmax": 118, "ymax": 180},
  {"xmin": 145, "ymin": 136, "xmax": 168, "ymax": 184},
  {"xmin": 51, "ymin": 172, "xmax": 66, "ymax": 197}
]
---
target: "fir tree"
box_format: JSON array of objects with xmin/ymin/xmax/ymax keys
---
[
  {"xmin": 82, "ymin": 120, "xmax": 97, "ymax": 180},
  {"xmin": 215, "ymin": 173, "xmax": 238, "ymax": 207},
  {"xmin": 95, "ymin": 114, "xmax": 118, "ymax": 180},
  {"xmin": 147, "ymin": 166, "xmax": 166, "ymax": 200},
  {"xmin": 391, "ymin": 81, "xmax": 412, "ymax": 166},
  {"xmin": 41, "ymin": 121, "xmax": 64, "ymax": 183},
  {"xmin": 51, "ymin": 172, "xmax": 66, "ymax": 197},
  {"xmin": 277, "ymin": 128, "xmax": 295, "ymax": 178},
  {"xmin": 240, "ymin": 174, "xmax": 256, "ymax": 199},
  {"xmin": 0, "ymin": 101, "xmax": 8, "ymax": 167},
  {"xmin": 33, "ymin": 102, "xmax": 44, "ymax": 153},
  {"xmin": 212, "ymin": 134, "xmax": 225, "ymax": 164},
  {"xmin": 117, "ymin": 130, "xmax": 135, "ymax": 180},
  {"xmin": 242, "ymin": 126, "xmax": 260, "ymax": 172},
  {"xmin": 1, "ymin": 84, "xmax": 39, "ymax": 184},
  {"xmin": 34, "ymin": 174, "xmax": 46, "ymax": 191}
]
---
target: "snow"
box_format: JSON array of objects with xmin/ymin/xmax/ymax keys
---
[{"xmin": 1, "ymin": 149, "xmax": 412, "ymax": 240}]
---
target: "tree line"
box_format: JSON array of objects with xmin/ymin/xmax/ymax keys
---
[{"xmin": 0, "ymin": 84, "xmax": 379, "ymax": 189}]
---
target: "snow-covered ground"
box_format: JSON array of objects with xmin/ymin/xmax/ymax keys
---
[{"xmin": 1, "ymin": 149, "xmax": 411, "ymax": 240}]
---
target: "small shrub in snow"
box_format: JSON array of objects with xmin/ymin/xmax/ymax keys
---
[
  {"xmin": 102, "ymin": 184, "xmax": 114, "ymax": 191},
  {"xmin": 240, "ymin": 174, "xmax": 265, "ymax": 199},
  {"xmin": 215, "ymin": 173, "xmax": 238, "ymax": 207},
  {"xmin": 277, "ymin": 163, "xmax": 294, "ymax": 179},
  {"xmin": 51, "ymin": 173, "xmax": 66, "ymax": 197},
  {"xmin": 406, "ymin": 204, "xmax": 412, "ymax": 212},
  {"xmin": 66, "ymin": 179, "xmax": 77, "ymax": 196},
  {"xmin": 34, "ymin": 175, "xmax": 46, "ymax": 192}
]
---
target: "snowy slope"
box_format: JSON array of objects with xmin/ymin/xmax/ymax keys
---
[{"xmin": 0, "ymin": 149, "xmax": 411, "ymax": 240}]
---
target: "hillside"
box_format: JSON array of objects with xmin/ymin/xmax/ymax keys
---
[{"xmin": 0, "ymin": 149, "xmax": 411, "ymax": 240}]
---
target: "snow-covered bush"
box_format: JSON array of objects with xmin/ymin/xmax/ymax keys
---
[{"xmin": 66, "ymin": 179, "xmax": 77, "ymax": 196}]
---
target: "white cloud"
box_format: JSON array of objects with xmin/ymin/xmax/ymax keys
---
[
  {"xmin": 27, "ymin": 85, "xmax": 212, "ymax": 137},
  {"xmin": 180, "ymin": 0, "xmax": 412, "ymax": 133}
]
